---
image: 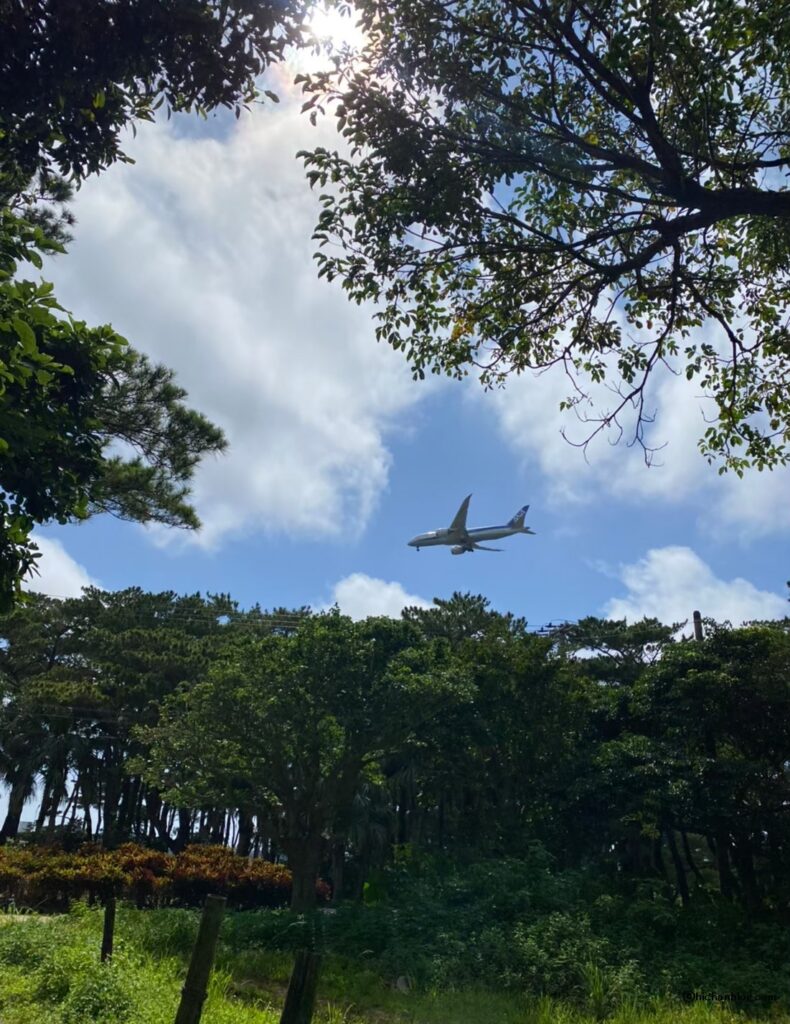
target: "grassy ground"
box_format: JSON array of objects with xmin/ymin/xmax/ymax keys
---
[{"xmin": 0, "ymin": 906, "xmax": 787, "ymax": 1024}]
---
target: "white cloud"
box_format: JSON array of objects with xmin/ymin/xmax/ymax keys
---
[
  {"xmin": 44, "ymin": 81, "xmax": 426, "ymax": 549},
  {"xmin": 603, "ymin": 546, "xmax": 787, "ymax": 626},
  {"xmin": 327, "ymin": 573, "xmax": 431, "ymax": 619},
  {"xmin": 24, "ymin": 537, "xmax": 99, "ymax": 598},
  {"xmin": 484, "ymin": 356, "xmax": 790, "ymax": 539},
  {"xmin": 715, "ymin": 468, "xmax": 790, "ymax": 538}
]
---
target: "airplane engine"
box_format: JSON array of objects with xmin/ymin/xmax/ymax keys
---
[{"xmin": 451, "ymin": 545, "xmax": 468, "ymax": 555}]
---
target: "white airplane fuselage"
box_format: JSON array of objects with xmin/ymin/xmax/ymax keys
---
[
  {"xmin": 411, "ymin": 493, "xmax": 532, "ymax": 552},
  {"xmin": 408, "ymin": 525, "xmax": 523, "ymax": 548},
  {"xmin": 408, "ymin": 496, "xmax": 535, "ymax": 554}
]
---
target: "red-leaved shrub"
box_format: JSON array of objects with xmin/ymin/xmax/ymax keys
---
[{"xmin": 0, "ymin": 843, "xmax": 329, "ymax": 909}]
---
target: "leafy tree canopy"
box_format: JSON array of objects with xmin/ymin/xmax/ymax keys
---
[
  {"xmin": 0, "ymin": 0, "xmax": 305, "ymax": 186},
  {"xmin": 403, "ymin": 590, "xmax": 530, "ymax": 642},
  {"xmin": 141, "ymin": 611, "xmax": 468, "ymax": 908},
  {"xmin": 299, "ymin": 0, "xmax": 790, "ymax": 471},
  {"xmin": 0, "ymin": 0, "xmax": 311, "ymax": 607},
  {"xmin": 0, "ymin": 215, "xmax": 226, "ymax": 608},
  {"xmin": 2, "ymin": 590, "xmax": 790, "ymax": 912}
]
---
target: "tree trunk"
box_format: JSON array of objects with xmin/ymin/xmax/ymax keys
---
[
  {"xmin": 101, "ymin": 748, "xmax": 122, "ymax": 850},
  {"xmin": 681, "ymin": 830, "xmax": 705, "ymax": 883},
  {"xmin": 132, "ymin": 780, "xmax": 146, "ymax": 839},
  {"xmin": 237, "ymin": 810, "xmax": 253, "ymax": 857},
  {"xmin": 209, "ymin": 809, "xmax": 225, "ymax": 844},
  {"xmin": 714, "ymin": 828, "xmax": 737, "ymax": 900},
  {"xmin": 67, "ymin": 780, "xmax": 81, "ymax": 827},
  {"xmin": 59, "ymin": 781, "xmax": 79, "ymax": 827},
  {"xmin": 284, "ymin": 838, "xmax": 323, "ymax": 912},
  {"xmin": 82, "ymin": 783, "xmax": 94, "ymax": 837},
  {"xmin": 396, "ymin": 795, "xmax": 408, "ymax": 846},
  {"xmin": 36, "ymin": 777, "xmax": 52, "ymax": 830},
  {"xmin": 47, "ymin": 787, "xmax": 61, "ymax": 831},
  {"xmin": 665, "ymin": 828, "xmax": 690, "ymax": 907},
  {"xmin": 173, "ymin": 808, "xmax": 193, "ymax": 852},
  {"xmin": 330, "ymin": 841, "xmax": 345, "ymax": 904},
  {"xmin": 95, "ymin": 777, "xmax": 103, "ymax": 836},
  {"xmin": 768, "ymin": 831, "xmax": 784, "ymax": 893},
  {"xmin": 115, "ymin": 776, "xmax": 133, "ymax": 836},
  {"xmin": 652, "ymin": 833, "xmax": 668, "ymax": 880},
  {"xmin": 732, "ymin": 833, "xmax": 761, "ymax": 912},
  {"xmin": 144, "ymin": 789, "xmax": 169, "ymax": 843},
  {"xmin": 0, "ymin": 776, "xmax": 29, "ymax": 844},
  {"xmin": 353, "ymin": 844, "xmax": 371, "ymax": 903}
]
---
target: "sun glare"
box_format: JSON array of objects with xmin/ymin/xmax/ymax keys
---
[{"xmin": 307, "ymin": 4, "xmax": 366, "ymax": 52}]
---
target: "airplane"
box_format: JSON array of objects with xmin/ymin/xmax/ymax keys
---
[{"xmin": 408, "ymin": 495, "xmax": 535, "ymax": 555}]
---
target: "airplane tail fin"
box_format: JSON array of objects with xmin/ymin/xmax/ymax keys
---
[{"xmin": 508, "ymin": 504, "xmax": 530, "ymax": 530}]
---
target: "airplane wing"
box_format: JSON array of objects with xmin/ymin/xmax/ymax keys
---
[
  {"xmin": 449, "ymin": 494, "xmax": 472, "ymax": 534},
  {"xmin": 472, "ymin": 543, "xmax": 502, "ymax": 552}
]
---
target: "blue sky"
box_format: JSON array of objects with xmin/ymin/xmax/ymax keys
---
[{"xmin": 27, "ymin": 46, "xmax": 789, "ymax": 630}]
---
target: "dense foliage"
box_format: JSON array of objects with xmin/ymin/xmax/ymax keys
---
[
  {"xmin": 228, "ymin": 853, "xmax": 790, "ymax": 1005},
  {"xmin": 1, "ymin": 588, "xmax": 789, "ymax": 924},
  {"xmin": 299, "ymin": 0, "xmax": 790, "ymax": 471},
  {"xmin": 0, "ymin": 887, "xmax": 788, "ymax": 1021},
  {"xmin": 0, "ymin": 0, "xmax": 304, "ymax": 186}
]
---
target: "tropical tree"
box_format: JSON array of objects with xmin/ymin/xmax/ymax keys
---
[
  {"xmin": 4, "ymin": 587, "xmax": 790, "ymax": 918},
  {"xmin": 60, "ymin": 588, "xmax": 241, "ymax": 849},
  {"xmin": 0, "ymin": 0, "xmax": 309, "ymax": 605},
  {"xmin": 396, "ymin": 595, "xmax": 589, "ymax": 860},
  {"xmin": 142, "ymin": 612, "xmax": 467, "ymax": 909},
  {"xmin": 0, "ymin": 0, "xmax": 305, "ymax": 187},
  {"xmin": 554, "ymin": 617, "xmax": 682, "ymax": 876},
  {"xmin": 300, "ymin": 0, "xmax": 790, "ymax": 471},
  {"xmin": 403, "ymin": 590, "xmax": 527, "ymax": 644},
  {"xmin": 0, "ymin": 588, "xmax": 237, "ymax": 845},
  {"xmin": 0, "ymin": 222, "xmax": 227, "ymax": 606},
  {"xmin": 0, "ymin": 594, "xmax": 70, "ymax": 842},
  {"xmin": 589, "ymin": 623, "xmax": 790, "ymax": 906}
]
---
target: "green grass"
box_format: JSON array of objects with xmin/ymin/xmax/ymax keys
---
[{"xmin": 0, "ymin": 905, "xmax": 787, "ymax": 1024}]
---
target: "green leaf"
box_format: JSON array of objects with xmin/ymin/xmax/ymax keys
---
[{"xmin": 11, "ymin": 318, "xmax": 37, "ymax": 354}]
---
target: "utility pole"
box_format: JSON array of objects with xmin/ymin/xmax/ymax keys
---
[{"xmin": 692, "ymin": 610, "xmax": 703, "ymax": 642}]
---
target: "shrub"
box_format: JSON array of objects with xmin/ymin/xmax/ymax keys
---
[
  {"xmin": 513, "ymin": 912, "xmax": 613, "ymax": 996},
  {"xmin": 0, "ymin": 842, "xmax": 329, "ymax": 910}
]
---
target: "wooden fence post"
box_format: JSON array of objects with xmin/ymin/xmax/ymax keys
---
[
  {"xmin": 174, "ymin": 894, "xmax": 227, "ymax": 1024},
  {"xmin": 279, "ymin": 950, "xmax": 322, "ymax": 1024},
  {"xmin": 100, "ymin": 895, "xmax": 116, "ymax": 962}
]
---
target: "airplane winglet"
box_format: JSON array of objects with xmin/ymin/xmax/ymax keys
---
[{"xmin": 449, "ymin": 494, "xmax": 472, "ymax": 533}]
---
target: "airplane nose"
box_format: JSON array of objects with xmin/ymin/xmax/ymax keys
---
[{"xmin": 407, "ymin": 537, "xmax": 418, "ymax": 547}]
